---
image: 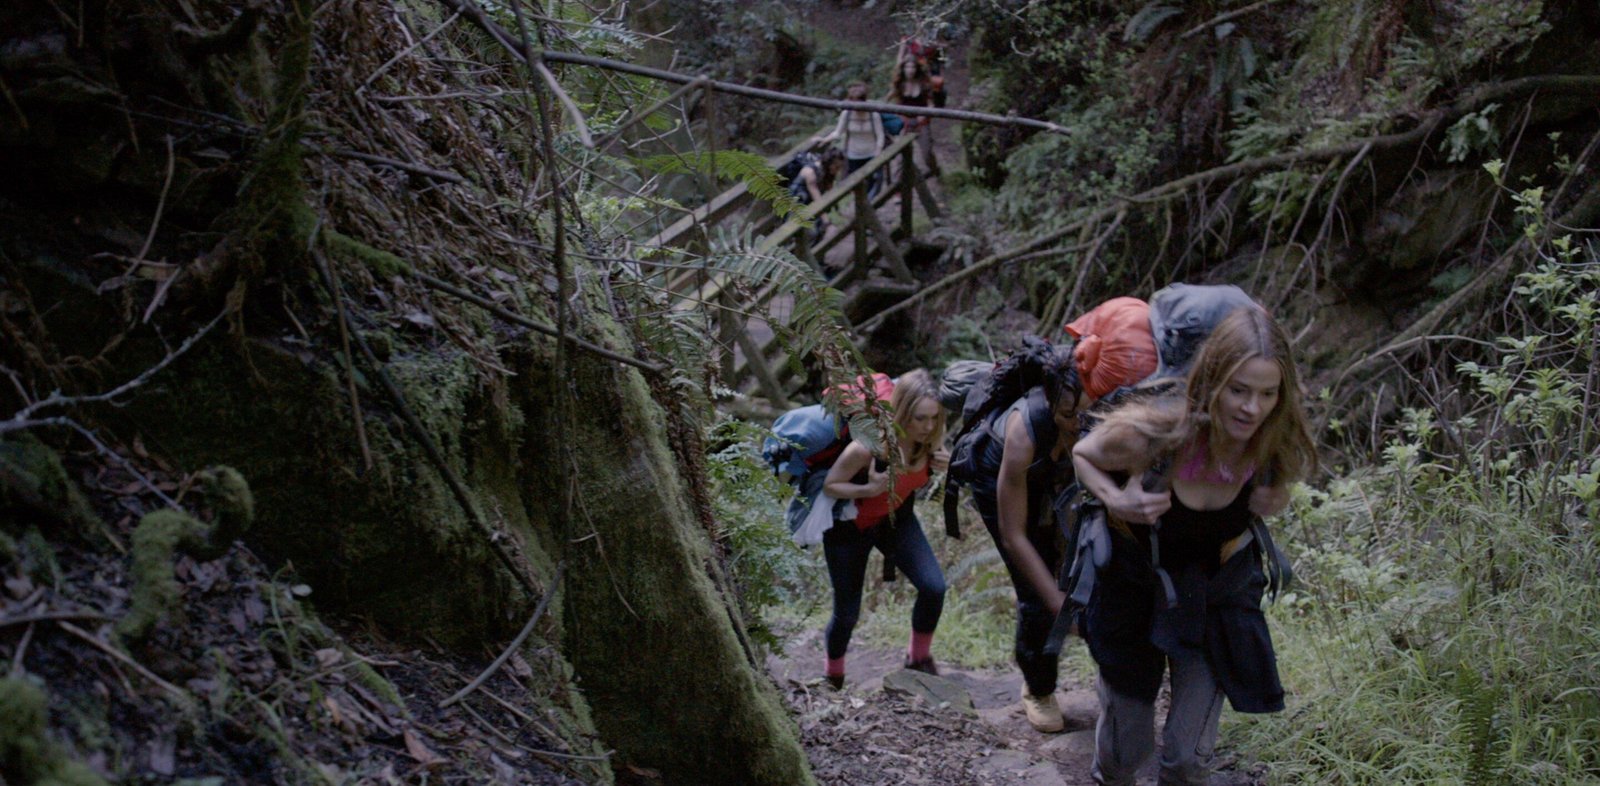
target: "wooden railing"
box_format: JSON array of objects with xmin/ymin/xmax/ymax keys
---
[{"xmin": 636, "ymin": 128, "xmax": 942, "ymax": 407}]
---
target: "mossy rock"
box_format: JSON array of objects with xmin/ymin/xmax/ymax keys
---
[
  {"xmin": 0, "ymin": 677, "xmax": 110, "ymax": 786},
  {"xmin": 0, "ymin": 434, "xmax": 100, "ymax": 537}
]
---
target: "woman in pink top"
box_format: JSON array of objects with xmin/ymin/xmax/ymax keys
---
[{"xmin": 819, "ymin": 369, "xmax": 950, "ymax": 688}]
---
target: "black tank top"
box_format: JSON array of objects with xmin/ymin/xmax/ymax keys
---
[{"xmin": 1131, "ymin": 484, "xmax": 1252, "ymax": 573}]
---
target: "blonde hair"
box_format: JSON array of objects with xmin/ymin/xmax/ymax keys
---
[
  {"xmin": 888, "ymin": 369, "xmax": 945, "ymax": 469},
  {"xmin": 1092, "ymin": 307, "xmax": 1318, "ymax": 485}
]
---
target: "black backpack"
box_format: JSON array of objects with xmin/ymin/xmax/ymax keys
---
[{"xmin": 942, "ymin": 336, "xmax": 1074, "ymax": 538}]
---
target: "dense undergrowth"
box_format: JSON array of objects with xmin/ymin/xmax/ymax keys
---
[{"xmin": 1232, "ymin": 218, "xmax": 1599, "ymax": 783}]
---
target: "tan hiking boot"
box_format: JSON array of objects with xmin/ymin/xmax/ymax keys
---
[{"xmin": 1021, "ymin": 685, "xmax": 1065, "ymax": 733}]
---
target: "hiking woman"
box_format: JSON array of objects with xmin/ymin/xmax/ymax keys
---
[
  {"xmin": 818, "ymin": 82, "xmax": 885, "ymax": 198},
  {"xmin": 1072, "ymin": 306, "xmax": 1316, "ymax": 786},
  {"xmin": 820, "ymin": 369, "xmax": 950, "ymax": 688},
  {"xmin": 971, "ymin": 298, "xmax": 1158, "ymax": 732},
  {"xmin": 789, "ymin": 146, "xmax": 846, "ymax": 207},
  {"xmin": 887, "ymin": 55, "xmax": 938, "ymax": 176}
]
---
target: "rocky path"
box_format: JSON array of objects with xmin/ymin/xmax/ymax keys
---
[{"xmin": 768, "ymin": 624, "xmax": 1265, "ymax": 785}]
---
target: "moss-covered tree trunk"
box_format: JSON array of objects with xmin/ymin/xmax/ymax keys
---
[{"xmin": 523, "ymin": 344, "xmax": 813, "ymax": 784}]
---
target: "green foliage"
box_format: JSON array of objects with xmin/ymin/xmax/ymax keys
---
[
  {"xmin": 1444, "ymin": 103, "xmax": 1501, "ymax": 164},
  {"xmin": 1224, "ymin": 232, "xmax": 1600, "ymax": 784},
  {"xmin": 704, "ymin": 418, "xmax": 825, "ymax": 651},
  {"xmin": 633, "ymin": 150, "xmax": 808, "ymax": 221}
]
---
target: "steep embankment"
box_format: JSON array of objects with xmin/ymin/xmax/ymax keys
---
[{"xmin": 1, "ymin": 1, "xmax": 811, "ymax": 783}]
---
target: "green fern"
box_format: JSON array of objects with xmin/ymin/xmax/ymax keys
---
[
  {"xmin": 1454, "ymin": 666, "xmax": 1506, "ymax": 786},
  {"xmin": 696, "ymin": 227, "xmax": 896, "ymax": 457},
  {"xmin": 633, "ymin": 150, "xmax": 809, "ymax": 221}
]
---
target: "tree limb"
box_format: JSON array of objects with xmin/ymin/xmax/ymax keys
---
[
  {"xmin": 437, "ymin": 0, "xmax": 1074, "ymax": 135},
  {"xmin": 861, "ymin": 75, "xmax": 1600, "ymax": 331}
]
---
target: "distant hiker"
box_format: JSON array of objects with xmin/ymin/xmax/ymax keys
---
[
  {"xmin": 783, "ymin": 146, "xmax": 845, "ymax": 207},
  {"xmin": 888, "ymin": 55, "xmax": 939, "ymax": 177},
  {"xmin": 896, "ymin": 32, "xmax": 947, "ymax": 107},
  {"xmin": 1072, "ymin": 307, "xmax": 1316, "ymax": 785},
  {"xmin": 962, "ymin": 299, "xmax": 1158, "ymax": 732},
  {"xmin": 820, "ymin": 369, "xmax": 950, "ymax": 689},
  {"xmin": 818, "ymin": 82, "xmax": 885, "ymax": 199}
]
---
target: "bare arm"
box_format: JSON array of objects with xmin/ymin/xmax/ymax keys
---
[
  {"xmin": 818, "ymin": 111, "xmax": 847, "ymax": 144},
  {"xmin": 996, "ymin": 412, "xmax": 1066, "ymax": 615},
  {"xmin": 801, "ymin": 167, "xmax": 824, "ymax": 204},
  {"xmin": 1072, "ymin": 421, "xmax": 1171, "ymax": 525},
  {"xmin": 823, "ymin": 442, "xmax": 888, "ymax": 500}
]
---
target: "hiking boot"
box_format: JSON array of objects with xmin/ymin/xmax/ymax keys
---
[
  {"xmin": 1021, "ymin": 685, "xmax": 1065, "ymax": 733},
  {"xmin": 904, "ymin": 655, "xmax": 939, "ymax": 676},
  {"xmin": 825, "ymin": 673, "xmax": 845, "ymax": 691}
]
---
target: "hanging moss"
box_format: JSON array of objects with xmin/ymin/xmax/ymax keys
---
[{"xmin": 0, "ymin": 677, "xmax": 110, "ymax": 786}]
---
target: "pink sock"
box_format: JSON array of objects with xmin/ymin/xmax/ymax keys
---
[
  {"xmin": 908, "ymin": 631, "xmax": 934, "ymax": 662},
  {"xmin": 826, "ymin": 656, "xmax": 846, "ymax": 679}
]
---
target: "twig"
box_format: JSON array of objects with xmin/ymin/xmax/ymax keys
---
[
  {"xmin": 56, "ymin": 620, "xmax": 189, "ymax": 702},
  {"xmin": 0, "ymin": 307, "xmax": 227, "ymax": 433},
  {"xmin": 1, "ymin": 610, "xmax": 112, "ymax": 628},
  {"xmin": 133, "ymin": 134, "xmax": 176, "ymax": 265},
  {"xmin": 313, "ymin": 250, "xmax": 374, "ymax": 473},
  {"xmin": 8, "ymin": 622, "xmax": 33, "ymax": 676},
  {"xmin": 358, "ymin": 8, "xmax": 462, "ymax": 93},
  {"xmin": 1180, "ymin": 0, "xmax": 1285, "ymax": 39},
  {"xmin": 410, "ymin": 270, "xmax": 665, "ymax": 372},
  {"xmin": 534, "ymin": 60, "xmax": 594, "ymax": 149},
  {"xmin": 440, "ymin": 562, "xmax": 564, "ymax": 708},
  {"xmin": 322, "ymin": 148, "xmax": 466, "ymax": 184}
]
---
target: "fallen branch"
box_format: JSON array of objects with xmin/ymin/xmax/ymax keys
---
[
  {"xmin": 0, "ymin": 308, "xmax": 228, "ymax": 435},
  {"xmin": 344, "ymin": 309, "xmax": 544, "ymax": 602},
  {"xmin": 57, "ymin": 620, "xmax": 190, "ymax": 703},
  {"xmin": 1180, "ymin": 0, "xmax": 1286, "ymax": 39},
  {"xmin": 323, "ymin": 148, "xmax": 467, "ymax": 184},
  {"xmin": 410, "ymin": 270, "xmax": 666, "ymax": 373},
  {"xmin": 439, "ymin": 0, "xmax": 1074, "ymax": 135},
  {"xmin": 439, "ymin": 561, "xmax": 564, "ymax": 708}
]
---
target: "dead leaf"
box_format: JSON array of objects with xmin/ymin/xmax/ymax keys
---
[
  {"xmin": 403, "ymin": 729, "xmax": 445, "ymax": 766},
  {"xmin": 322, "ymin": 696, "xmax": 344, "ymax": 727},
  {"xmin": 402, "ymin": 310, "xmax": 435, "ymax": 328},
  {"xmin": 314, "ymin": 648, "xmax": 343, "ymax": 668}
]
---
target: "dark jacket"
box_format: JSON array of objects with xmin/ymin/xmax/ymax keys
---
[{"xmin": 1083, "ymin": 489, "xmax": 1285, "ymax": 714}]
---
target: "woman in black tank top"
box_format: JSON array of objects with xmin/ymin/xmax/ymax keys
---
[{"xmin": 1071, "ymin": 306, "xmax": 1318, "ymax": 786}]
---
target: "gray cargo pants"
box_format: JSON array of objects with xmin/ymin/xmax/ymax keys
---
[{"xmin": 1091, "ymin": 649, "xmax": 1225, "ymax": 786}]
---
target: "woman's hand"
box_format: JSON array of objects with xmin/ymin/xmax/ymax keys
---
[
  {"xmin": 1105, "ymin": 484, "xmax": 1171, "ymax": 525},
  {"xmin": 1249, "ymin": 484, "xmax": 1291, "ymax": 517},
  {"xmin": 929, "ymin": 447, "xmax": 950, "ymax": 474},
  {"xmin": 864, "ymin": 462, "xmax": 891, "ymax": 496}
]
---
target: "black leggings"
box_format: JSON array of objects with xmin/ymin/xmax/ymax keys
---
[{"xmin": 974, "ymin": 490, "xmax": 1062, "ymax": 697}]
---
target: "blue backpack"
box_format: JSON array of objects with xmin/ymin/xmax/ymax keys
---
[{"xmin": 880, "ymin": 112, "xmax": 905, "ymax": 136}]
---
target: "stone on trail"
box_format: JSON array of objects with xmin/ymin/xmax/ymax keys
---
[{"xmin": 881, "ymin": 668, "xmax": 976, "ymax": 715}]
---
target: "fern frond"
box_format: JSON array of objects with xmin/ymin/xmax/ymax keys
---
[{"xmin": 633, "ymin": 150, "xmax": 809, "ymax": 220}]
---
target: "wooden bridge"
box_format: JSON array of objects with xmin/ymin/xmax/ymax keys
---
[{"xmin": 637, "ymin": 130, "xmax": 943, "ymax": 407}]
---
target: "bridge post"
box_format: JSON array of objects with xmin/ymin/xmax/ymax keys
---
[
  {"xmin": 853, "ymin": 182, "xmax": 869, "ymax": 274},
  {"xmin": 718, "ymin": 287, "xmax": 740, "ymax": 383},
  {"xmin": 900, "ymin": 144, "xmax": 914, "ymax": 235}
]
